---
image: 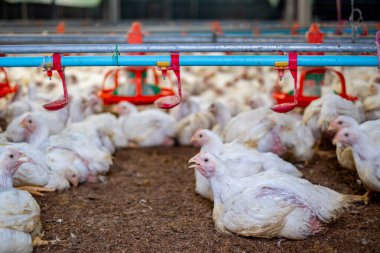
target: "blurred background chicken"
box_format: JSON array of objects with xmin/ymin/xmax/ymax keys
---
[{"xmin": 0, "ymin": 147, "xmax": 48, "ymax": 252}]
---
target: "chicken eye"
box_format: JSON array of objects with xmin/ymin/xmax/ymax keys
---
[
  {"xmin": 344, "ymin": 133, "xmax": 349, "ymax": 137},
  {"xmin": 204, "ymin": 158, "xmax": 209, "ymax": 162},
  {"xmin": 28, "ymin": 120, "xmax": 32, "ymax": 124},
  {"xmin": 338, "ymin": 121, "xmax": 342, "ymax": 125},
  {"xmin": 72, "ymin": 174, "xmax": 76, "ymax": 178},
  {"xmin": 199, "ymin": 134, "xmax": 203, "ymax": 138},
  {"xmin": 9, "ymin": 154, "xmax": 13, "ymax": 158}
]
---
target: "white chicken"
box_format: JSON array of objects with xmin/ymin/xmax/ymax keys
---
[
  {"xmin": 189, "ymin": 151, "xmax": 360, "ymax": 239},
  {"xmin": 114, "ymin": 101, "xmax": 176, "ymax": 147},
  {"xmin": 190, "ymin": 129, "xmax": 302, "ymax": 200},
  {"xmin": 176, "ymin": 111, "xmax": 216, "ymax": 145},
  {"xmin": 247, "ymin": 92, "xmax": 274, "ymax": 109},
  {"xmin": 328, "ymin": 115, "xmax": 380, "ymax": 171},
  {"xmin": 208, "ymin": 101, "xmax": 231, "ymax": 135},
  {"xmin": 8, "ymin": 142, "xmax": 70, "ymax": 194},
  {"xmin": 112, "ymin": 101, "xmax": 138, "ymax": 116},
  {"xmin": 68, "ymin": 94, "xmax": 90, "ymax": 123},
  {"xmin": 46, "ymin": 147, "xmax": 89, "ymax": 184},
  {"xmin": 223, "ymin": 107, "xmax": 314, "ymax": 162},
  {"xmin": 85, "ymin": 113, "xmax": 128, "ymax": 150},
  {"xmin": 363, "ymin": 94, "xmax": 380, "ymax": 120},
  {"xmin": 169, "ymin": 96, "xmax": 201, "ymax": 121},
  {"xmin": 3, "ymin": 109, "xmax": 68, "ymax": 146},
  {"xmin": 333, "ymin": 127, "xmax": 380, "ymax": 204},
  {"xmin": 303, "ymin": 93, "xmax": 364, "ymax": 141},
  {"xmin": 4, "ymin": 84, "xmax": 40, "ymax": 124},
  {"xmin": 47, "ymin": 131, "xmax": 113, "ymax": 181},
  {"xmin": 0, "ymin": 147, "xmax": 48, "ymax": 252},
  {"xmin": 11, "ymin": 114, "xmax": 113, "ymax": 183}
]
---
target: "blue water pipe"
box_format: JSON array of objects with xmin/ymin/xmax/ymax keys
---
[{"xmin": 0, "ymin": 55, "xmax": 377, "ymax": 68}]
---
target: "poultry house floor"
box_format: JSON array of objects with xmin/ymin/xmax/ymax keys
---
[{"xmin": 34, "ymin": 146, "xmax": 380, "ymax": 253}]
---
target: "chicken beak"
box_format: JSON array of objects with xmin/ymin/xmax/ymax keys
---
[
  {"xmin": 70, "ymin": 178, "xmax": 79, "ymax": 187},
  {"xmin": 188, "ymin": 153, "xmax": 202, "ymax": 169},
  {"xmin": 17, "ymin": 152, "xmax": 29, "ymax": 163},
  {"xmin": 188, "ymin": 153, "xmax": 200, "ymax": 164},
  {"xmin": 19, "ymin": 118, "xmax": 28, "ymax": 129},
  {"xmin": 190, "ymin": 135, "xmax": 198, "ymax": 144},
  {"xmin": 327, "ymin": 122, "xmax": 336, "ymax": 132},
  {"xmin": 332, "ymin": 136, "xmax": 338, "ymax": 145}
]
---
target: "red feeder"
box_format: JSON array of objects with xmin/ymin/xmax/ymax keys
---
[
  {"xmin": 273, "ymin": 68, "xmax": 357, "ymax": 108},
  {"xmin": 98, "ymin": 22, "xmax": 177, "ymax": 106},
  {"xmin": 0, "ymin": 67, "xmax": 18, "ymax": 98},
  {"xmin": 98, "ymin": 67, "xmax": 175, "ymax": 106}
]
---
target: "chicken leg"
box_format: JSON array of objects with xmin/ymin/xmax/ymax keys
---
[
  {"xmin": 362, "ymin": 190, "xmax": 373, "ymax": 205},
  {"xmin": 16, "ymin": 186, "xmax": 55, "ymax": 196},
  {"xmin": 33, "ymin": 236, "xmax": 49, "ymax": 247},
  {"xmin": 345, "ymin": 191, "xmax": 373, "ymax": 205}
]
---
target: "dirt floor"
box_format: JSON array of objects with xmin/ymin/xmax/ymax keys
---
[{"xmin": 34, "ymin": 146, "xmax": 380, "ymax": 253}]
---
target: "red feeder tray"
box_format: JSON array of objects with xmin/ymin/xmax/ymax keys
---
[
  {"xmin": 273, "ymin": 68, "xmax": 357, "ymax": 108},
  {"xmin": 0, "ymin": 67, "xmax": 18, "ymax": 98},
  {"xmin": 98, "ymin": 67, "xmax": 175, "ymax": 106}
]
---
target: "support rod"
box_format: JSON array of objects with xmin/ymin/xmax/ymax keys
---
[
  {"xmin": 0, "ymin": 43, "xmax": 376, "ymax": 54},
  {"xmin": 0, "ymin": 55, "xmax": 377, "ymax": 67},
  {"xmin": 0, "ymin": 34, "xmax": 374, "ymax": 44}
]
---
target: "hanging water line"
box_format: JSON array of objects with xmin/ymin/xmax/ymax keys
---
[{"xmin": 0, "ymin": 55, "xmax": 377, "ymax": 68}]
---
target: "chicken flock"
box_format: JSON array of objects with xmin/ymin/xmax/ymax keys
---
[{"xmin": 0, "ymin": 64, "xmax": 379, "ymax": 251}]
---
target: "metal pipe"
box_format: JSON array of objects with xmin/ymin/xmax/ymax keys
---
[
  {"xmin": 0, "ymin": 43, "xmax": 376, "ymax": 54},
  {"xmin": 1, "ymin": 27, "xmax": 377, "ymax": 35},
  {"xmin": 0, "ymin": 55, "xmax": 377, "ymax": 67},
  {"xmin": 0, "ymin": 34, "xmax": 374, "ymax": 44}
]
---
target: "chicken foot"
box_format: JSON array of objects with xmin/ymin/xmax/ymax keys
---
[
  {"xmin": 32, "ymin": 236, "xmax": 49, "ymax": 247},
  {"xmin": 346, "ymin": 191, "xmax": 373, "ymax": 205},
  {"xmin": 362, "ymin": 190, "xmax": 373, "ymax": 205},
  {"xmin": 16, "ymin": 186, "xmax": 55, "ymax": 196}
]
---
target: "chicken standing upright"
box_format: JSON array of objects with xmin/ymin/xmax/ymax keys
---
[
  {"xmin": 333, "ymin": 127, "xmax": 380, "ymax": 204},
  {"xmin": 189, "ymin": 152, "xmax": 361, "ymax": 239},
  {"xmin": 328, "ymin": 115, "xmax": 380, "ymax": 171},
  {"xmin": 0, "ymin": 147, "xmax": 48, "ymax": 252}
]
